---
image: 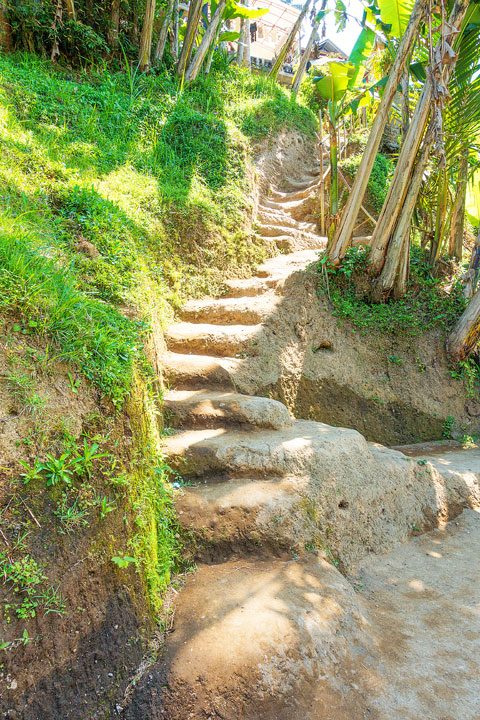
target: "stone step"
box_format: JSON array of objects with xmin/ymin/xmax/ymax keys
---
[
  {"xmin": 164, "ymin": 420, "xmax": 366, "ymax": 479},
  {"xmin": 257, "ymin": 214, "xmax": 318, "ymax": 234},
  {"xmin": 165, "ymin": 322, "xmax": 261, "ymax": 357},
  {"xmin": 222, "ymin": 277, "xmax": 274, "ymax": 297},
  {"xmin": 179, "ymin": 295, "xmax": 280, "ymax": 326},
  {"xmin": 255, "ymin": 249, "xmax": 322, "ymax": 278},
  {"xmin": 162, "ymin": 351, "xmax": 243, "ymax": 390},
  {"xmin": 282, "ymin": 176, "xmax": 318, "ymax": 191},
  {"xmin": 270, "ymin": 183, "xmax": 319, "ymax": 202},
  {"xmin": 176, "ymin": 475, "xmax": 308, "ymax": 558},
  {"xmin": 261, "ymin": 195, "xmax": 313, "ymax": 213},
  {"xmin": 164, "ymin": 390, "xmax": 293, "ymax": 430},
  {"xmin": 254, "ymin": 234, "xmax": 295, "ymax": 252}
]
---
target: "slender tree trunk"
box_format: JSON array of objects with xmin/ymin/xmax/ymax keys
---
[
  {"xmin": 430, "ymin": 167, "xmax": 449, "ymax": 264},
  {"xmin": 237, "ymin": 18, "xmax": 246, "ymax": 64},
  {"xmin": 292, "ymin": 1, "xmax": 326, "ymax": 95},
  {"xmin": 447, "ymin": 284, "xmax": 480, "ymax": 362},
  {"xmin": 400, "ymin": 66, "xmax": 410, "ymax": 137},
  {"xmin": 367, "ymin": 0, "xmax": 470, "ymax": 275},
  {"xmin": 109, "ymin": 0, "xmax": 121, "ymax": 46},
  {"xmin": 0, "ymin": 2, "xmax": 12, "ymax": 50},
  {"xmin": 318, "ymin": 109, "xmax": 325, "ymax": 235},
  {"xmin": 373, "ymin": 124, "xmax": 434, "ymax": 300},
  {"xmin": 185, "ymin": 0, "xmax": 226, "ymax": 82},
  {"xmin": 463, "ymin": 229, "xmax": 480, "ymax": 298},
  {"xmin": 327, "ymin": 103, "xmax": 339, "ymax": 244},
  {"xmin": 139, "ymin": 0, "xmax": 156, "ymax": 70},
  {"xmin": 171, "ymin": 0, "xmax": 179, "ymax": 59},
  {"xmin": 65, "ymin": 0, "xmax": 76, "ymax": 19},
  {"xmin": 327, "ymin": 0, "xmax": 428, "ymax": 265},
  {"xmin": 155, "ymin": 0, "xmax": 175, "ymax": 62},
  {"xmin": 177, "ymin": 0, "xmax": 202, "ymax": 78},
  {"xmin": 449, "ymin": 152, "xmax": 469, "ymax": 261},
  {"xmin": 269, "ymin": 0, "xmax": 312, "ymax": 81}
]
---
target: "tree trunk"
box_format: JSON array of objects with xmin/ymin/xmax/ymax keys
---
[
  {"xmin": 372, "ymin": 128, "xmax": 432, "ymax": 300},
  {"xmin": 447, "ymin": 285, "xmax": 480, "ymax": 362},
  {"xmin": 367, "ymin": 0, "xmax": 470, "ymax": 275},
  {"xmin": 449, "ymin": 152, "xmax": 469, "ymax": 261},
  {"xmin": 327, "ymin": 0, "xmax": 428, "ymax": 265},
  {"xmin": 292, "ymin": 1, "xmax": 326, "ymax": 95},
  {"xmin": 430, "ymin": 167, "xmax": 449, "ymax": 264},
  {"xmin": 0, "ymin": 2, "xmax": 12, "ymax": 50},
  {"xmin": 139, "ymin": 0, "xmax": 156, "ymax": 70},
  {"xmin": 155, "ymin": 0, "xmax": 175, "ymax": 62},
  {"xmin": 109, "ymin": 0, "xmax": 121, "ymax": 46},
  {"xmin": 327, "ymin": 103, "xmax": 339, "ymax": 244},
  {"xmin": 269, "ymin": 0, "xmax": 312, "ymax": 81},
  {"xmin": 170, "ymin": 0, "xmax": 179, "ymax": 60},
  {"xmin": 185, "ymin": 0, "xmax": 226, "ymax": 82},
  {"xmin": 400, "ymin": 65, "xmax": 410, "ymax": 137},
  {"xmin": 463, "ymin": 229, "xmax": 480, "ymax": 299},
  {"xmin": 237, "ymin": 18, "xmax": 246, "ymax": 64},
  {"xmin": 177, "ymin": 0, "xmax": 202, "ymax": 78},
  {"xmin": 65, "ymin": 0, "xmax": 76, "ymax": 19}
]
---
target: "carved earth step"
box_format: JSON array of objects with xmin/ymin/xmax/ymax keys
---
[
  {"xmin": 165, "ymin": 322, "xmax": 262, "ymax": 357},
  {"xmin": 165, "ymin": 389, "xmax": 293, "ymax": 430},
  {"xmin": 179, "ymin": 296, "xmax": 280, "ymax": 326},
  {"xmin": 162, "ymin": 351, "xmax": 243, "ymax": 391}
]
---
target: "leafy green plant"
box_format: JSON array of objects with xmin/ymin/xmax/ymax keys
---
[
  {"xmin": 442, "ymin": 416, "xmax": 455, "ymax": 439},
  {"xmin": 73, "ymin": 440, "xmax": 108, "ymax": 479},
  {"xmin": 41, "ymin": 452, "xmax": 75, "ymax": 487},
  {"xmin": 111, "ymin": 555, "xmax": 137, "ymax": 569},
  {"xmin": 0, "ymin": 552, "xmax": 46, "ymax": 620},
  {"xmin": 54, "ymin": 495, "xmax": 90, "ymax": 532}
]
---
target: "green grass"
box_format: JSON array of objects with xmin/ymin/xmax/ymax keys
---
[
  {"xmin": 340, "ymin": 152, "xmax": 393, "ymax": 213},
  {"xmin": 317, "ymin": 246, "xmax": 467, "ymax": 336},
  {"xmin": 0, "ymin": 52, "xmax": 317, "ymax": 404}
]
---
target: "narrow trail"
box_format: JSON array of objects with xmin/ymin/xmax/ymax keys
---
[{"xmin": 123, "ymin": 153, "xmax": 480, "ymax": 719}]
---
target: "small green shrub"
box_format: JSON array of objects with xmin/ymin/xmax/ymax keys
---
[
  {"xmin": 317, "ymin": 246, "xmax": 467, "ymax": 336},
  {"xmin": 340, "ymin": 153, "xmax": 393, "ymax": 212}
]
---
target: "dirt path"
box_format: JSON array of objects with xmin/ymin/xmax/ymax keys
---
[{"xmin": 122, "ymin": 150, "xmax": 480, "ymax": 719}]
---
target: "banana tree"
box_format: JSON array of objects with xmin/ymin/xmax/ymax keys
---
[
  {"xmin": 328, "ymin": 0, "xmax": 430, "ymax": 265},
  {"xmin": 313, "ymin": 60, "xmax": 355, "ymax": 238},
  {"xmin": 370, "ymin": 0, "xmax": 477, "ymax": 301}
]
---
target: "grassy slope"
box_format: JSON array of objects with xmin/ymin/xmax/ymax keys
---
[
  {"xmin": 0, "ymin": 52, "xmax": 316, "ymax": 405},
  {"xmin": 0, "ymin": 52, "xmax": 317, "ymax": 618}
]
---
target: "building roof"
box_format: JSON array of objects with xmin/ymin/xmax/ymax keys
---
[{"xmin": 249, "ymin": 0, "xmax": 300, "ymax": 61}]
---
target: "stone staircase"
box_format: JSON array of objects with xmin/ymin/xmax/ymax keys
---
[{"xmin": 134, "ymin": 156, "xmax": 480, "ymax": 720}]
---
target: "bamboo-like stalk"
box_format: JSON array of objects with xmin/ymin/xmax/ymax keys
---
[
  {"xmin": 449, "ymin": 152, "xmax": 469, "ymax": 261},
  {"xmin": 171, "ymin": 0, "xmax": 179, "ymax": 60},
  {"xmin": 109, "ymin": 0, "xmax": 121, "ymax": 46},
  {"xmin": 328, "ymin": 0, "xmax": 429, "ymax": 265},
  {"xmin": 367, "ymin": 0, "xmax": 471, "ymax": 275},
  {"xmin": 155, "ymin": 0, "xmax": 175, "ymax": 62},
  {"xmin": 65, "ymin": 0, "xmax": 76, "ymax": 19},
  {"xmin": 139, "ymin": 0, "xmax": 156, "ymax": 70},
  {"xmin": 269, "ymin": 0, "xmax": 312, "ymax": 81},
  {"xmin": 372, "ymin": 125, "xmax": 434, "ymax": 300},
  {"xmin": 292, "ymin": 0, "xmax": 327, "ymax": 95},
  {"xmin": 318, "ymin": 110, "xmax": 325, "ymax": 235},
  {"xmin": 185, "ymin": 0, "xmax": 226, "ymax": 82},
  {"xmin": 177, "ymin": 0, "xmax": 203, "ymax": 78}
]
